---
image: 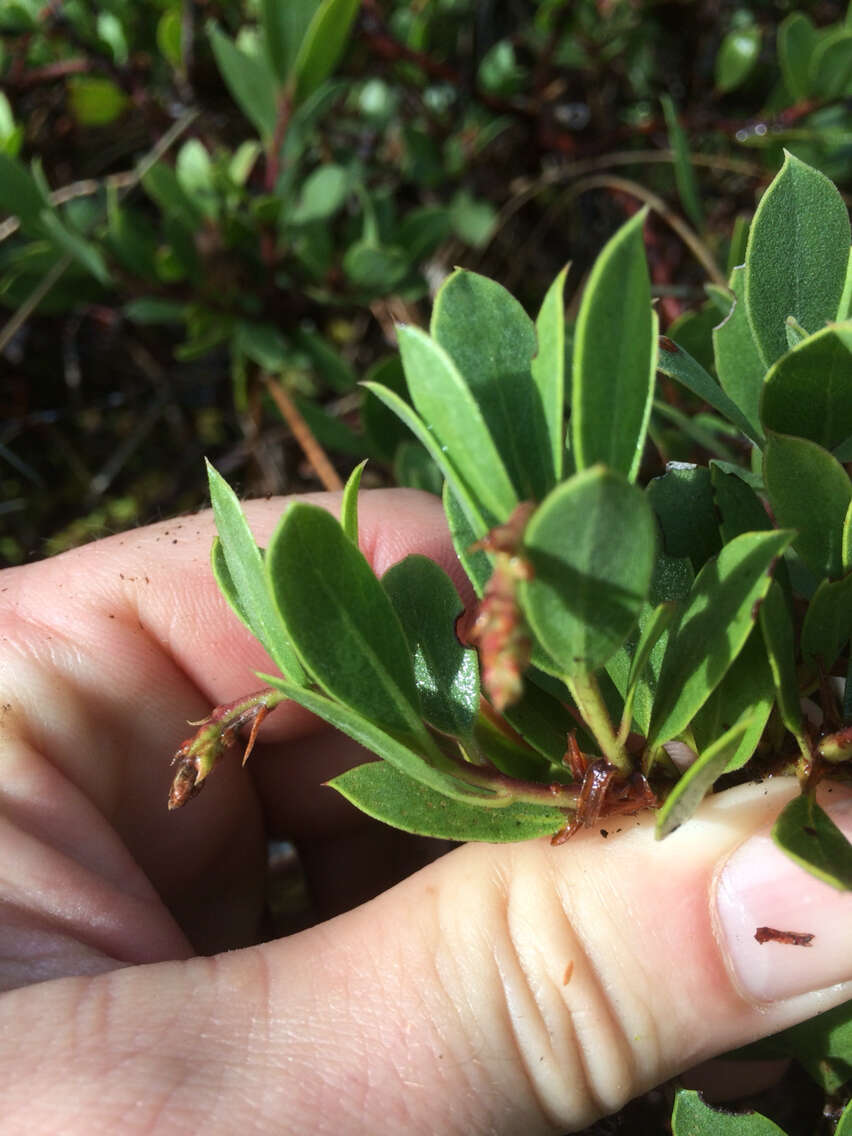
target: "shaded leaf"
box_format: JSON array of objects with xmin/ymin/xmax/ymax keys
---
[
  {"xmin": 647, "ymin": 529, "xmax": 793, "ymax": 747},
  {"xmin": 761, "ymin": 323, "xmax": 852, "ymax": 451},
  {"xmin": 382, "ymin": 555, "xmax": 479, "ymax": 738},
  {"xmin": 801, "ymin": 572, "xmax": 852, "ymax": 671},
  {"xmin": 431, "ymin": 269, "xmax": 553, "ymax": 500},
  {"xmin": 759, "ymin": 581, "xmax": 804, "ymax": 742},
  {"xmin": 648, "ymin": 464, "xmax": 722, "ymax": 573},
  {"xmin": 712, "ymin": 266, "xmax": 765, "ymax": 442},
  {"xmin": 764, "ymin": 432, "xmax": 852, "ymax": 579},
  {"xmin": 572, "ymin": 209, "xmax": 656, "ymax": 480},
  {"xmin": 206, "ymin": 462, "xmax": 306, "ymax": 683},
  {"xmin": 657, "ymin": 338, "xmax": 762, "ymax": 443},
  {"xmin": 728, "ymin": 1000, "xmax": 852, "ymax": 1094},
  {"xmin": 810, "ymin": 28, "xmax": 852, "ymax": 99},
  {"xmin": 715, "ymin": 24, "xmax": 762, "ymax": 92},
  {"xmin": 265, "ymin": 502, "xmax": 427, "ymax": 745},
  {"xmin": 39, "ymin": 210, "xmax": 110, "ymax": 285},
  {"xmin": 773, "ymin": 794, "xmax": 852, "ymax": 890},
  {"xmin": 443, "ymin": 481, "xmax": 492, "ymax": 598},
  {"xmin": 519, "ymin": 467, "xmax": 656, "ymax": 677},
  {"xmin": 745, "ymin": 152, "xmax": 850, "ymax": 368},
  {"xmin": 393, "ymin": 442, "xmax": 442, "ymax": 495},
  {"xmin": 0, "ymin": 153, "xmax": 48, "ymax": 234},
  {"xmin": 330, "ymin": 762, "xmax": 564, "ymax": 841},
  {"xmin": 661, "ymin": 95, "xmax": 704, "ymax": 229},
  {"xmin": 778, "ymin": 12, "xmax": 818, "ymax": 101},
  {"xmin": 657, "ymin": 717, "xmax": 754, "ymax": 839}
]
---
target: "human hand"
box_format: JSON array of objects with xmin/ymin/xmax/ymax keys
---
[{"xmin": 0, "ymin": 488, "xmax": 850, "ymax": 1134}]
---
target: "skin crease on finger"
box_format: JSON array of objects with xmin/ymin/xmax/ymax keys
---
[{"xmin": 0, "ymin": 490, "xmax": 850, "ymax": 1133}]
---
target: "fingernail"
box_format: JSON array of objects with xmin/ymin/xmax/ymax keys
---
[{"xmin": 715, "ymin": 791, "xmax": 852, "ymax": 1003}]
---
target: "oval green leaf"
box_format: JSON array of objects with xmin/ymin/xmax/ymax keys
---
[
  {"xmin": 208, "ymin": 22, "xmax": 278, "ymax": 139},
  {"xmin": 715, "ymin": 25, "xmax": 761, "ymax": 93},
  {"xmin": 431, "ymin": 269, "xmax": 553, "ymax": 501},
  {"xmin": 647, "ymin": 528, "xmax": 794, "ymax": 748},
  {"xmin": 293, "ymin": 0, "xmax": 361, "ymax": 103},
  {"xmin": 764, "ymin": 432, "xmax": 852, "ymax": 579},
  {"xmin": 265, "ymin": 501, "xmax": 426, "ymax": 744},
  {"xmin": 671, "ymin": 1089, "xmax": 787, "ymax": 1136},
  {"xmin": 382, "ymin": 555, "xmax": 479, "ymax": 739},
  {"xmin": 519, "ymin": 467, "xmax": 656, "ymax": 677},
  {"xmin": 572, "ymin": 209, "xmax": 656, "ymax": 480},
  {"xmin": 744, "ymin": 152, "xmax": 851, "ymax": 368},
  {"xmin": 778, "ymin": 12, "xmax": 818, "ymax": 101},
  {"xmin": 397, "ymin": 325, "xmax": 518, "ymax": 522},
  {"xmin": 330, "ymin": 762, "xmax": 565, "ymax": 842},
  {"xmin": 761, "ymin": 323, "xmax": 852, "ymax": 451},
  {"xmin": 801, "ymin": 572, "xmax": 852, "ymax": 671}
]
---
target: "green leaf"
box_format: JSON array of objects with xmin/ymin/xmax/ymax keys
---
[
  {"xmin": 396, "ymin": 325, "xmax": 518, "ymax": 521},
  {"xmin": 448, "ymin": 189, "xmax": 496, "ymax": 248},
  {"xmin": 500, "ymin": 680, "xmax": 581, "ymax": 766},
  {"xmin": 292, "ymin": 326, "xmax": 357, "ymax": 393},
  {"xmin": 342, "ymin": 240, "xmax": 409, "ymax": 291},
  {"xmin": 764, "ymin": 432, "xmax": 852, "ymax": 579},
  {"xmin": 292, "ymin": 0, "xmax": 360, "ymax": 102},
  {"xmin": 715, "ymin": 24, "xmax": 762, "ymax": 93},
  {"xmin": 712, "ymin": 266, "xmax": 765, "ymax": 443},
  {"xmin": 519, "ymin": 467, "xmax": 656, "ymax": 677},
  {"xmin": 67, "ymin": 76, "xmax": 128, "ymax": 126},
  {"xmin": 262, "ymin": 0, "xmax": 320, "ymax": 81},
  {"xmin": 442, "ymin": 481, "xmax": 492, "ymax": 598},
  {"xmin": 810, "ymin": 28, "xmax": 852, "ymax": 99},
  {"xmin": 745, "ymin": 152, "xmax": 851, "ymax": 369},
  {"xmin": 839, "ymin": 248, "xmax": 852, "ymax": 321},
  {"xmin": 208, "ymin": 22, "xmax": 278, "ymax": 139},
  {"xmin": 727, "ymin": 999, "xmax": 852, "ymax": 1094},
  {"xmin": 176, "ymin": 139, "xmax": 218, "ymax": 219},
  {"xmin": 0, "ymin": 153, "xmax": 49, "ymax": 234},
  {"xmin": 647, "ymin": 464, "xmax": 722, "ymax": 573},
  {"xmin": 620, "ymin": 601, "xmax": 678, "ymax": 735},
  {"xmin": 836, "ymin": 1096, "xmax": 852, "ymax": 1136},
  {"xmin": 761, "ymin": 323, "xmax": 852, "ymax": 451},
  {"xmin": 657, "ymin": 338, "xmax": 762, "ymax": 444},
  {"xmin": 157, "ymin": 9, "xmax": 182, "ymax": 67},
  {"xmin": 801, "ymin": 572, "xmax": 852, "ymax": 670},
  {"xmin": 211, "ymin": 537, "xmax": 251, "ymax": 631},
  {"xmin": 382, "ymin": 555, "xmax": 479, "ymax": 739},
  {"xmin": 778, "ymin": 12, "xmax": 818, "ymax": 101},
  {"xmin": 361, "ymin": 381, "xmax": 490, "ymax": 537},
  {"xmin": 759, "ymin": 581, "xmax": 804, "ymax": 742},
  {"xmin": 206, "ymin": 463, "xmax": 306, "ymax": 683},
  {"xmin": 288, "ymin": 164, "xmax": 349, "ymax": 224},
  {"xmin": 773, "ymin": 794, "xmax": 852, "ymax": 890},
  {"xmin": 657, "ymin": 717, "xmax": 755, "ymax": 839},
  {"xmin": 38, "ymin": 210, "xmax": 111, "ymax": 285},
  {"xmin": 671, "ymin": 1089, "xmax": 787, "ymax": 1135},
  {"xmin": 711, "ymin": 465, "xmax": 771, "ymax": 543},
  {"xmin": 845, "ymin": 499, "xmax": 852, "ymax": 571},
  {"xmin": 330, "ymin": 762, "xmax": 564, "ymax": 841},
  {"xmin": 691, "ymin": 627, "xmax": 775, "ymax": 773},
  {"xmin": 340, "ymin": 459, "xmax": 366, "ymax": 544},
  {"xmin": 266, "ymin": 502, "xmax": 428, "ymax": 745},
  {"xmin": 531, "ymin": 265, "xmax": 568, "ymax": 483},
  {"xmin": 395, "ymin": 206, "xmax": 451, "ymax": 261},
  {"xmin": 431, "ymin": 269, "xmax": 553, "ymax": 501},
  {"xmin": 260, "ymin": 673, "xmax": 494, "ymax": 803},
  {"xmin": 393, "ymin": 442, "xmax": 442, "ymax": 495},
  {"xmin": 647, "ymin": 529, "xmax": 794, "ymax": 748},
  {"xmin": 234, "ymin": 321, "xmax": 288, "ymax": 371},
  {"xmin": 572, "ymin": 209, "xmax": 656, "ymax": 480},
  {"xmin": 661, "ymin": 95, "xmax": 703, "ymax": 230},
  {"xmin": 142, "ymin": 162, "xmax": 203, "ymax": 231}
]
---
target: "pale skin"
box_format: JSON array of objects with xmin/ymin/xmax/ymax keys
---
[{"xmin": 0, "ymin": 488, "xmax": 850, "ymax": 1134}]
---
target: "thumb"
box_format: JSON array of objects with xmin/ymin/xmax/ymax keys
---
[{"xmin": 2, "ymin": 779, "xmax": 850, "ymax": 1133}]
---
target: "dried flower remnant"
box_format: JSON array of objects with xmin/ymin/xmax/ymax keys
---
[
  {"xmin": 169, "ymin": 687, "xmax": 282, "ymax": 808},
  {"xmin": 754, "ymin": 926, "xmax": 814, "ymax": 946},
  {"xmin": 466, "ymin": 503, "xmax": 536, "ymax": 713},
  {"xmin": 551, "ymin": 733, "xmax": 656, "ymax": 844}
]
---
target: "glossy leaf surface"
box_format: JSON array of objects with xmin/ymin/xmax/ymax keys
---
[
  {"xmin": 382, "ymin": 555, "xmax": 479, "ymax": 739},
  {"xmin": 330, "ymin": 762, "xmax": 565, "ymax": 842},
  {"xmin": 745, "ymin": 152, "xmax": 851, "ymax": 368},
  {"xmin": 572, "ymin": 209, "xmax": 655, "ymax": 480},
  {"xmin": 519, "ymin": 467, "xmax": 656, "ymax": 676},
  {"xmin": 773, "ymin": 794, "xmax": 852, "ymax": 890},
  {"xmin": 431, "ymin": 270, "xmax": 553, "ymax": 500},
  {"xmin": 647, "ymin": 529, "xmax": 793, "ymax": 747},
  {"xmin": 764, "ymin": 433, "xmax": 852, "ymax": 579}
]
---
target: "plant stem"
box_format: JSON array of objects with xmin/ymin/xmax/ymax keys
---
[
  {"xmin": 263, "ymin": 374, "xmax": 344, "ymax": 491},
  {"xmin": 567, "ymin": 671, "xmax": 632, "ymax": 776}
]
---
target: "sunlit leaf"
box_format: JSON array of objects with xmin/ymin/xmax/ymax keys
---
[
  {"xmin": 657, "ymin": 717, "xmax": 754, "ymax": 839},
  {"xmin": 773, "ymin": 794, "xmax": 852, "ymax": 890},
  {"xmin": 671, "ymin": 1089, "xmax": 787, "ymax": 1135}
]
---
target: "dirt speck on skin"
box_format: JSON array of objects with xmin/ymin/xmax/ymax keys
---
[{"xmin": 562, "ymin": 961, "xmax": 574, "ymax": 985}]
